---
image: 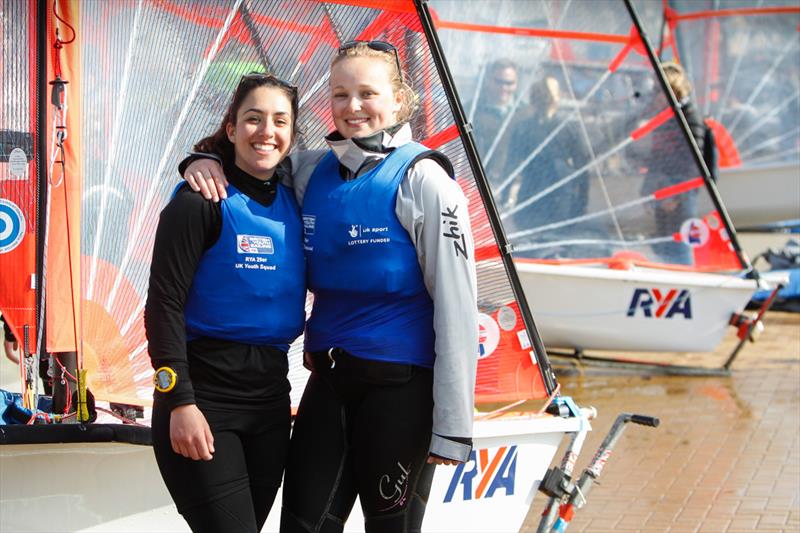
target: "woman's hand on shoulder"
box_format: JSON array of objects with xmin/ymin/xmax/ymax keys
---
[
  {"xmin": 169, "ymin": 404, "xmax": 215, "ymax": 461},
  {"xmin": 184, "ymin": 158, "xmax": 228, "ymax": 202}
]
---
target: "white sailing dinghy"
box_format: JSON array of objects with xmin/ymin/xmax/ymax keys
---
[
  {"xmin": 430, "ymin": 0, "xmax": 778, "ymax": 370},
  {"xmin": 0, "ymin": 1, "xmax": 593, "ymax": 531}
]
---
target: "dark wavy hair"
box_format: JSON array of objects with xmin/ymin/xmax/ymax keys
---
[{"xmin": 193, "ymin": 73, "xmax": 299, "ymax": 163}]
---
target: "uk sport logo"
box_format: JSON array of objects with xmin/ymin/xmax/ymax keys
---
[
  {"xmin": 626, "ymin": 288, "xmax": 692, "ymax": 319},
  {"xmin": 443, "ymin": 446, "xmax": 517, "ymax": 503}
]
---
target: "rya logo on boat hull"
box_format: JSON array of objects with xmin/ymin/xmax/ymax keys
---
[
  {"xmin": 444, "ymin": 446, "xmax": 516, "ymax": 503},
  {"xmin": 627, "ymin": 288, "xmax": 692, "ymax": 319}
]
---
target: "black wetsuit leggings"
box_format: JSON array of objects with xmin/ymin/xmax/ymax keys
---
[
  {"xmin": 152, "ymin": 397, "xmax": 290, "ymax": 533},
  {"xmin": 281, "ymin": 349, "xmax": 436, "ymax": 533}
]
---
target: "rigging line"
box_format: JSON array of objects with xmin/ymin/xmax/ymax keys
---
[
  {"xmin": 134, "ymin": 368, "xmax": 155, "ymax": 383},
  {"xmin": 508, "ymin": 175, "xmax": 703, "ymax": 240},
  {"xmin": 670, "ymin": 5, "xmax": 800, "ymax": 22},
  {"xmin": 51, "ymin": 0, "xmax": 75, "ymax": 44},
  {"xmin": 299, "ymin": 70, "xmax": 331, "ymax": 108},
  {"xmin": 481, "ymin": 82, "xmax": 527, "ymax": 167},
  {"xmin": 105, "ymin": 0, "xmax": 245, "ymax": 312},
  {"xmin": 743, "ymin": 145, "xmax": 800, "ymax": 167},
  {"xmin": 289, "ymin": 6, "xmax": 337, "ymax": 83},
  {"xmin": 679, "ymin": 16, "xmax": 697, "ymax": 105},
  {"xmin": 320, "ymin": 3, "xmax": 344, "ymax": 45},
  {"xmin": 87, "ymin": 0, "xmax": 143, "ymax": 302},
  {"xmin": 433, "ymin": 18, "xmax": 630, "ymax": 44},
  {"xmin": 47, "ymin": 113, "xmax": 64, "ymax": 186},
  {"xmin": 727, "ymin": 34, "xmax": 799, "ymax": 136},
  {"xmin": 481, "ymin": 0, "xmax": 573, "ymax": 167},
  {"xmin": 507, "ymin": 191, "xmax": 653, "ymax": 241},
  {"xmin": 512, "ymin": 234, "xmax": 675, "ymax": 254},
  {"xmin": 291, "ymin": 3, "xmax": 338, "ymax": 106},
  {"xmin": 493, "ymin": 68, "xmax": 613, "ymax": 196},
  {"xmin": 737, "ymin": 126, "xmax": 800, "ymax": 160},
  {"xmin": 734, "ymin": 90, "xmax": 800, "ymax": 147},
  {"xmin": 128, "ymin": 341, "xmax": 147, "ymax": 362},
  {"xmin": 466, "ymin": 62, "xmax": 486, "ymax": 125},
  {"xmin": 716, "ymin": 38, "xmax": 749, "ymax": 118},
  {"xmin": 657, "ymin": 0, "xmax": 666, "ymax": 59},
  {"xmin": 501, "ymin": 134, "xmax": 632, "ymax": 220},
  {"xmin": 701, "ymin": 0, "xmax": 721, "ymax": 119},
  {"xmin": 500, "ymin": 137, "xmax": 634, "ymax": 219},
  {"xmin": 239, "ymin": 1, "xmax": 272, "ymax": 73},
  {"xmin": 715, "ymin": 0, "xmax": 763, "ymax": 117},
  {"xmin": 545, "ymin": 0, "xmax": 627, "ymax": 246}
]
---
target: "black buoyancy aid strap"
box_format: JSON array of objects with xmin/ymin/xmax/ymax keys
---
[{"xmin": 406, "ymin": 149, "xmax": 455, "ymax": 180}]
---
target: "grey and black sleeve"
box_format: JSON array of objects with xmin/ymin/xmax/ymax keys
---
[{"xmin": 396, "ymin": 158, "xmax": 479, "ymax": 462}]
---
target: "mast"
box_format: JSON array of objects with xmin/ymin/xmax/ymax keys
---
[
  {"xmin": 34, "ymin": 0, "xmax": 48, "ymax": 404},
  {"xmin": 414, "ymin": 0, "xmax": 558, "ymax": 394}
]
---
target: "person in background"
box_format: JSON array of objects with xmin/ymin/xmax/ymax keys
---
[
  {"xmin": 501, "ymin": 75, "xmax": 593, "ymax": 254},
  {"xmin": 468, "ymin": 58, "xmax": 519, "ymax": 201},
  {"xmin": 641, "ymin": 61, "xmax": 707, "ymax": 265},
  {"xmin": 181, "ymin": 40, "xmax": 479, "ymax": 533},
  {"xmin": 145, "ymin": 73, "xmax": 306, "ymax": 533},
  {"xmin": 470, "ymin": 58, "xmax": 519, "ymax": 155}
]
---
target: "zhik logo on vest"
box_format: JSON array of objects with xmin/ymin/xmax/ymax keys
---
[
  {"xmin": 627, "ymin": 288, "xmax": 692, "ymax": 319},
  {"xmin": 444, "ymin": 446, "xmax": 516, "ymax": 503}
]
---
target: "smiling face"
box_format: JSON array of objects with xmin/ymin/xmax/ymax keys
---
[
  {"xmin": 226, "ymin": 85, "xmax": 293, "ymax": 180},
  {"xmin": 487, "ymin": 66, "xmax": 518, "ymax": 107},
  {"xmin": 329, "ymin": 56, "xmax": 404, "ymax": 139}
]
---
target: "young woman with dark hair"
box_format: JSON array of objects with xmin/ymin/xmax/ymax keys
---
[{"xmin": 145, "ymin": 73, "xmax": 305, "ymax": 533}]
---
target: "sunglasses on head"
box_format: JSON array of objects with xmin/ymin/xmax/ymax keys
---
[
  {"xmin": 338, "ymin": 40, "xmax": 403, "ymax": 81},
  {"xmin": 240, "ymin": 72, "xmax": 298, "ymax": 95}
]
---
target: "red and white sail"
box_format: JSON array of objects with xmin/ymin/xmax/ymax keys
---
[{"xmin": 35, "ymin": 0, "xmax": 555, "ymax": 408}]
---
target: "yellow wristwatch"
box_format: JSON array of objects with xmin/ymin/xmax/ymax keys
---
[{"xmin": 153, "ymin": 366, "xmax": 178, "ymax": 393}]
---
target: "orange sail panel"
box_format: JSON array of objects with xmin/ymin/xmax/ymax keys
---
[{"xmin": 45, "ymin": 0, "xmax": 82, "ymax": 356}]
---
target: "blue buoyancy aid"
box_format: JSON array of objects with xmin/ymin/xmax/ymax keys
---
[
  {"xmin": 301, "ymin": 142, "xmax": 435, "ymax": 367},
  {"xmin": 184, "ymin": 183, "xmax": 305, "ymax": 351}
]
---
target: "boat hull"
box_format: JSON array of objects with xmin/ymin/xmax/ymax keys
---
[
  {"xmin": 515, "ymin": 261, "xmax": 758, "ymax": 352},
  {"xmin": 0, "ymin": 414, "xmax": 583, "ymax": 532},
  {"xmin": 717, "ymin": 164, "xmax": 800, "ymax": 228}
]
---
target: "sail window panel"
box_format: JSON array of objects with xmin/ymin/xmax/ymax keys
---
[
  {"xmin": 71, "ymin": 0, "xmax": 551, "ymax": 406},
  {"xmin": 431, "ymin": 0, "xmax": 744, "ymax": 272},
  {"xmin": 648, "ymin": 0, "xmax": 800, "ymax": 169}
]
